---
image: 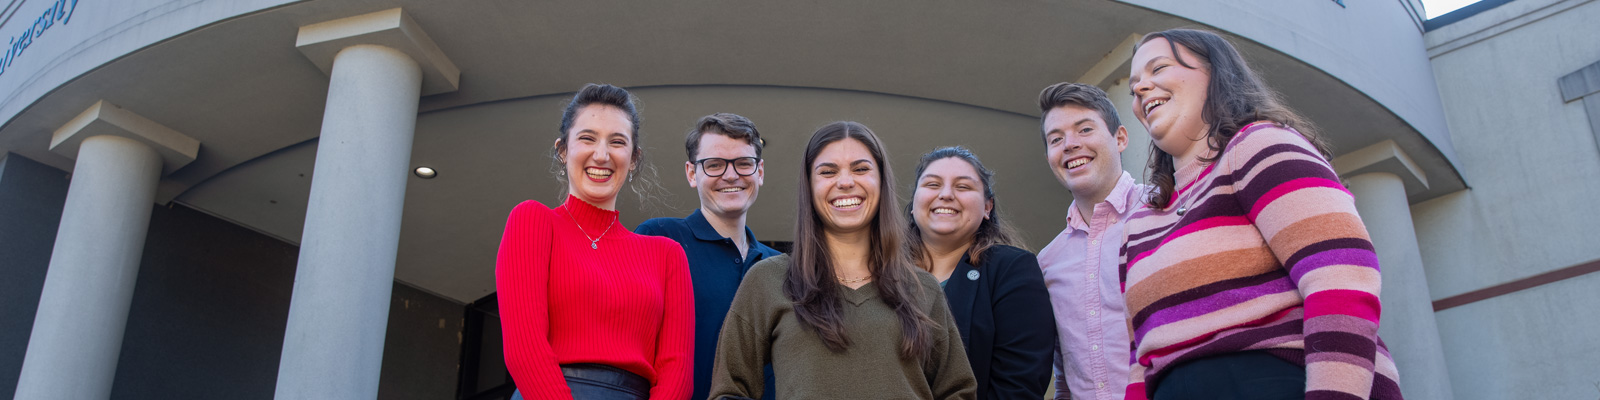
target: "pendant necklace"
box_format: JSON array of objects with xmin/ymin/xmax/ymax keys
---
[{"xmin": 562, "ymin": 207, "xmax": 616, "ymax": 250}]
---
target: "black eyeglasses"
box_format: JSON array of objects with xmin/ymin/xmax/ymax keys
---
[{"xmin": 694, "ymin": 157, "xmax": 760, "ymax": 177}]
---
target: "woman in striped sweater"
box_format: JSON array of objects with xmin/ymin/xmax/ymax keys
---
[{"xmin": 1120, "ymin": 29, "xmax": 1403, "ymax": 400}]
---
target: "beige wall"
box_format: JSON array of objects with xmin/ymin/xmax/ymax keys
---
[{"xmin": 1420, "ymin": 0, "xmax": 1600, "ymax": 398}]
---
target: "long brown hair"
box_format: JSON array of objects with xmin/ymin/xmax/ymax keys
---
[
  {"xmin": 785, "ymin": 121, "xmax": 938, "ymax": 361},
  {"xmin": 905, "ymin": 146, "xmax": 1025, "ymax": 269},
  {"xmin": 1136, "ymin": 29, "xmax": 1332, "ymax": 209}
]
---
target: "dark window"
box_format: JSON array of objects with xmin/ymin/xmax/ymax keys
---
[{"xmin": 457, "ymin": 293, "xmax": 514, "ymax": 400}]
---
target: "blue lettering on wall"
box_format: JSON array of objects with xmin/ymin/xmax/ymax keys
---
[{"xmin": 0, "ymin": 0, "xmax": 80, "ymax": 77}]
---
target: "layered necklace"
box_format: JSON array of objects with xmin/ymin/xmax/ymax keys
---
[
  {"xmin": 837, "ymin": 274, "xmax": 873, "ymax": 285},
  {"xmin": 562, "ymin": 207, "xmax": 616, "ymax": 250}
]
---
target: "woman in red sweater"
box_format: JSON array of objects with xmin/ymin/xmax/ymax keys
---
[{"xmin": 497, "ymin": 84, "xmax": 694, "ymax": 400}]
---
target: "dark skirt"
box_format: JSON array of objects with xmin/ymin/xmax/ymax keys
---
[
  {"xmin": 510, "ymin": 364, "xmax": 650, "ymax": 400},
  {"xmin": 1154, "ymin": 351, "xmax": 1307, "ymax": 400}
]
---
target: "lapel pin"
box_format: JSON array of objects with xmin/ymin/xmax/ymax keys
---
[{"xmin": 967, "ymin": 270, "xmax": 980, "ymax": 281}]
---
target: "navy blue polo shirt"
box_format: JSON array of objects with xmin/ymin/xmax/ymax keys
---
[{"xmin": 636, "ymin": 210, "xmax": 781, "ymax": 400}]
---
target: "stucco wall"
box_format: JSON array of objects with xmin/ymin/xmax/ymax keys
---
[
  {"xmin": 0, "ymin": 0, "xmax": 291, "ymax": 131},
  {"xmin": 1114, "ymin": 0, "xmax": 1457, "ymax": 171},
  {"xmin": 1419, "ymin": 0, "xmax": 1600, "ymax": 398}
]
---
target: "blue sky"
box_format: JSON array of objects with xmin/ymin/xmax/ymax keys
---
[{"xmin": 1423, "ymin": 0, "xmax": 1484, "ymax": 19}]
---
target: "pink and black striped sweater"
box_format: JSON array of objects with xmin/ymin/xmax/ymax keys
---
[{"xmin": 1119, "ymin": 123, "xmax": 1402, "ymax": 400}]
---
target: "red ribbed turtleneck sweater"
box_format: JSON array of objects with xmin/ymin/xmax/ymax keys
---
[{"xmin": 495, "ymin": 195, "xmax": 694, "ymax": 399}]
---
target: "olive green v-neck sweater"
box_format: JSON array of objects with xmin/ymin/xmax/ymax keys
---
[{"xmin": 708, "ymin": 255, "xmax": 977, "ymax": 400}]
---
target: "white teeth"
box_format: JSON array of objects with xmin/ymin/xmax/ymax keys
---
[
  {"xmin": 831, "ymin": 197, "xmax": 862, "ymax": 207},
  {"xmin": 585, "ymin": 167, "xmax": 612, "ymax": 177},
  {"xmin": 1067, "ymin": 158, "xmax": 1090, "ymax": 169},
  {"xmin": 1144, "ymin": 99, "xmax": 1166, "ymax": 115},
  {"xmin": 932, "ymin": 208, "xmax": 957, "ymax": 215},
  {"xmin": 717, "ymin": 187, "xmax": 743, "ymax": 193}
]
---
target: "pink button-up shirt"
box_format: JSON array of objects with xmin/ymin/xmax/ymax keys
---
[{"xmin": 1037, "ymin": 172, "xmax": 1146, "ymax": 400}]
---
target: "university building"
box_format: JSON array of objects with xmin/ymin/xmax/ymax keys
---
[{"xmin": 1, "ymin": 0, "xmax": 1596, "ymax": 398}]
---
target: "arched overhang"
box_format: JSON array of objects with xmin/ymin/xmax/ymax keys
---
[{"xmin": 0, "ymin": 0, "xmax": 1459, "ymax": 301}]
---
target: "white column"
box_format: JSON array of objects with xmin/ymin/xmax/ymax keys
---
[
  {"xmin": 1334, "ymin": 141, "xmax": 1454, "ymax": 400},
  {"xmin": 16, "ymin": 102, "xmax": 199, "ymax": 400},
  {"xmin": 1107, "ymin": 78, "xmax": 1151, "ymax": 182},
  {"xmin": 274, "ymin": 8, "xmax": 457, "ymax": 400}
]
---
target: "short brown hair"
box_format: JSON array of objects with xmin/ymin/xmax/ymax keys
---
[
  {"xmin": 684, "ymin": 113, "xmax": 764, "ymax": 161},
  {"xmin": 1036, "ymin": 82, "xmax": 1122, "ymax": 141}
]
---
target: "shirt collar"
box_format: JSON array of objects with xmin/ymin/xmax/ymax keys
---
[
  {"xmin": 1065, "ymin": 171, "xmax": 1137, "ymax": 231},
  {"xmin": 686, "ymin": 209, "xmax": 766, "ymax": 251},
  {"xmin": 686, "ymin": 209, "xmax": 728, "ymax": 242}
]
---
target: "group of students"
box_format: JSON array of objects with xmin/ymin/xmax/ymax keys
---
[{"xmin": 494, "ymin": 29, "xmax": 1405, "ymax": 400}]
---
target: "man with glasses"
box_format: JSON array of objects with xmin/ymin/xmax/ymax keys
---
[{"xmin": 636, "ymin": 113, "xmax": 780, "ymax": 400}]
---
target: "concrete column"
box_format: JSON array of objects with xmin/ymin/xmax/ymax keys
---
[
  {"xmin": 274, "ymin": 8, "xmax": 457, "ymax": 400},
  {"xmin": 1334, "ymin": 141, "xmax": 1453, "ymax": 400},
  {"xmin": 15, "ymin": 102, "xmax": 199, "ymax": 400},
  {"xmin": 1106, "ymin": 78, "xmax": 1151, "ymax": 182}
]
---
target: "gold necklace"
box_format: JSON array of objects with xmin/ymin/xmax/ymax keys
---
[
  {"xmin": 562, "ymin": 207, "xmax": 616, "ymax": 250},
  {"xmin": 837, "ymin": 274, "xmax": 873, "ymax": 285}
]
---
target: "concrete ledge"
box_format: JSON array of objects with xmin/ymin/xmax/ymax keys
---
[
  {"xmin": 49, "ymin": 101, "xmax": 199, "ymax": 175},
  {"xmin": 1425, "ymin": 0, "xmax": 1592, "ymax": 58},
  {"xmin": 1334, "ymin": 140, "xmax": 1429, "ymax": 199},
  {"xmin": 1559, "ymin": 60, "xmax": 1600, "ymax": 102},
  {"xmin": 296, "ymin": 8, "xmax": 460, "ymax": 96}
]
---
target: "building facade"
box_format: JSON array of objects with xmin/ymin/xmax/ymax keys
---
[{"xmin": 0, "ymin": 0, "xmax": 1593, "ymax": 398}]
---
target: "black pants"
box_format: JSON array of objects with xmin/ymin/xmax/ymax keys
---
[
  {"xmin": 511, "ymin": 364, "xmax": 650, "ymax": 400},
  {"xmin": 1154, "ymin": 351, "xmax": 1307, "ymax": 400}
]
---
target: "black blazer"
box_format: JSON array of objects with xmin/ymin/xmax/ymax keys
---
[{"xmin": 943, "ymin": 245, "xmax": 1057, "ymax": 400}]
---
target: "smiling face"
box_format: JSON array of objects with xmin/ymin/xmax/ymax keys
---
[
  {"xmin": 557, "ymin": 104, "xmax": 635, "ymax": 210},
  {"xmin": 911, "ymin": 157, "xmax": 991, "ymax": 245},
  {"xmin": 1043, "ymin": 105, "xmax": 1128, "ymax": 201},
  {"xmin": 1130, "ymin": 37, "xmax": 1212, "ymax": 161},
  {"xmin": 687, "ymin": 133, "xmax": 764, "ymax": 219},
  {"xmin": 810, "ymin": 138, "xmax": 881, "ymax": 235}
]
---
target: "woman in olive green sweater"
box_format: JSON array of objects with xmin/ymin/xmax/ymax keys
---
[{"xmin": 708, "ymin": 122, "xmax": 977, "ymax": 400}]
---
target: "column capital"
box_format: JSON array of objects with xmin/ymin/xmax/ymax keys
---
[
  {"xmin": 1080, "ymin": 33, "xmax": 1143, "ymax": 89},
  {"xmin": 1333, "ymin": 140, "xmax": 1428, "ymax": 198},
  {"xmin": 296, "ymin": 8, "xmax": 459, "ymax": 96},
  {"xmin": 50, "ymin": 100, "xmax": 199, "ymax": 176}
]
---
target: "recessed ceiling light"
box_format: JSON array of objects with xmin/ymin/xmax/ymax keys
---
[{"xmin": 414, "ymin": 166, "xmax": 437, "ymax": 179}]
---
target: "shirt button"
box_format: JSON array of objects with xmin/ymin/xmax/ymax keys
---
[
  {"xmin": 1088, "ymin": 272, "xmax": 1096, "ymax": 279},
  {"xmin": 1089, "ymin": 310, "xmax": 1098, "ymax": 316},
  {"xmin": 1092, "ymin": 344, "xmax": 1099, "ymax": 350},
  {"xmin": 1098, "ymin": 382, "xmax": 1105, "ymax": 389},
  {"xmin": 1090, "ymin": 239, "xmax": 1099, "ymax": 246}
]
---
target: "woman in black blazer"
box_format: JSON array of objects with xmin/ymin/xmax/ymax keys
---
[{"xmin": 906, "ymin": 147, "xmax": 1056, "ymax": 400}]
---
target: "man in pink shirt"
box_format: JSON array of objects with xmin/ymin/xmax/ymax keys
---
[{"xmin": 1033, "ymin": 83, "xmax": 1150, "ymax": 400}]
